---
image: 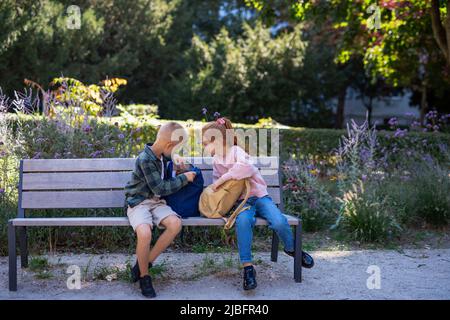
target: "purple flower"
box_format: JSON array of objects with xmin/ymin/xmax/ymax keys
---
[
  {"xmin": 83, "ymin": 125, "xmax": 92, "ymax": 133},
  {"xmin": 410, "ymin": 121, "xmax": 421, "ymax": 128},
  {"xmin": 32, "ymin": 152, "xmax": 41, "ymax": 159},
  {"xmin": 118, "ymin": 133, "xmax": 125, "ymax": 140},
  {"xmin": 213, "ymin": 111, "xmax": 221, "ymax": 119},
  {"xmin": 432, "ymin": 125, "xmax": 440, "ymax": 131},
  {"xmin": 425, "ymin": 110, "xmax": 438, "ymax": 120},
  {"xmin": 0, "ymin": 188, "xmax": 5, "ymax": 194},
  {"xmin": 388, "ymin": 117, "xmax": 398, "ymax": 128},
  {"xmin": 202, "ymin": 107, "xmax": 208, "ymax": 115},
  {"xmin": 394, "ymin": 128, "xmax": 407, "ymax": 138},
  {"xmin": 361, "ymin": 174, "xmax": 367, "ymax": 181},
  {"xmin": 89, "ymin": 150, "xmax": 103, "ymax": 158}
]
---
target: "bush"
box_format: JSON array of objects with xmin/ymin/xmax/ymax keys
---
[
  {"xmin": 337, "ymin": 181, "xmax": 401, "ymax": 242},
  {"xmin": 280, "ymin": 127, "xmax": 450, "ymax": 165},
  {"xmin": 283, "ymin": 160, "xmax": 338, "ymax": 231},
  {"xmin": 379, "ymin": 159, "xmax": 450, "ymax": 227}
]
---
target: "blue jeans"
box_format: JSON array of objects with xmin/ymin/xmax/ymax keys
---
[{"xmin": 235, "ymin": 195, "xmax": 294, "ymax": 264}]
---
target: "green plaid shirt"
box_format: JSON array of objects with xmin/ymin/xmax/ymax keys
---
[{"xmin": 125, "ymin": 143, "xmax": 188, "ymax": 208}]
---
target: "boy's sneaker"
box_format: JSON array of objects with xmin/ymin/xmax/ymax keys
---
[
  {"xmin": 139, "ymin": 275, "xmax": 156, "ymax": 298},
  {"xmin": 243, "ymin": 266, "xmax": 257, "ymax": 291},
  {"xmin": 284, "ymin": 249, "xmax": 315, "ymax": 268},
  {"xmin": 131, "ymin": 260, "xmax": 152, "ymax": 283}
]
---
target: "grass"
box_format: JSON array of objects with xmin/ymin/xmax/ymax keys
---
[
  {"xmin": 29, "ymin": 256, "xmax": 49, "ymax": 272},
  {"xmin": 28, "ymin": 256, "xmax": 54, "ymax": 279},
  {"xmin": 92, "ymin": 259, "xmax": 168, "ymax": 282}
]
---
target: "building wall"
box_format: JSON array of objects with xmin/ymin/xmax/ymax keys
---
[{"xmin": 343, "ymin": 89, "xmax": 420, "ymax": 126}]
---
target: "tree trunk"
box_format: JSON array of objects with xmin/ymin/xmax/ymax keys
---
[
  {"xmin": 335, "ymin": 86, "xmax": 347, "ymax": 129},
  {"xmin": 420, "ymin": 83, "xmax": 428, "ymax": 125},
  {"xmin": 366, "ymin": 101, "xmax": 373, "ymax": 127},
  {"xmin": 430, "ymin": 0, "xmax": 450, "ymax": 66}
]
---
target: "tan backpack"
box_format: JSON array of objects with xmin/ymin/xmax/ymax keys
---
[{"xmin": 199, "ymin": 179, "xmax": 251, "ymax": 230}]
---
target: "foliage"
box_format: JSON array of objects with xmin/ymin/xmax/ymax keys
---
[
  {"xmin": 283, "ymin": 160, "xmax": 338, "ymax": 231},
  {"xmin": 247, "ymin": 0, "xmax": 450, "ymax": 129},
  {"xmin": 159, "ymin": 22, "xmax": 314, "ymax": 125},
  {"xmin": 50, "ymin": 77, "xmax": 127, "ymax": 116},
  {"xmin": 378, "ymin": 157, "xmax": 450, "ymax": 226},
  {"xmin": 337, "ymin": 180, "xmax": 401, "ymax": 242}
]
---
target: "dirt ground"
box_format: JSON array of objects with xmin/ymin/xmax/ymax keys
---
[{"xmin": 1, "ymin": 249, "xmax": 449, "ymax": 300}]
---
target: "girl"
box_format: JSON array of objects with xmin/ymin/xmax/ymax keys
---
[{"xmin": 202, "ymin": 117, "xmax": 314, "ymax": 291}]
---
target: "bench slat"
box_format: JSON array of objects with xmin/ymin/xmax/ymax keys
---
[
  {"xmin": 22, "ymin": 170, "xmax": 280, "ymax": 190},
  {"xmin": 21, "ymin": 188, "xmax": 281, "ymax": 209},
  {"xmin": 11, "ymin": 214, "xmax": 298, "ymax": 226},
  {"xmin": 22, "ymin": 157, "xmax": 279, "ymax": 172}
]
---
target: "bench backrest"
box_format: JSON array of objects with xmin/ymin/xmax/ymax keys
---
[{"xmin": 18, "ymin": 157, "xmax": 282, "ymax": 214}]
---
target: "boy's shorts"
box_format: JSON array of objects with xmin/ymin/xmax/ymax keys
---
[{"xmin": 127, "ymin": 196, "xmax": 181, "ymax": 231}]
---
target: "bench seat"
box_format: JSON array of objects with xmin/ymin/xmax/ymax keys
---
[{"xmin": 10, "ymin": 215, "xmax": 299, "ymax": 227}]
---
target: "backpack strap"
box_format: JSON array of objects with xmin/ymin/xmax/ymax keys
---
[{"xmin": 224, "ymin": 179, "xmax": 251, "ymax": 230}]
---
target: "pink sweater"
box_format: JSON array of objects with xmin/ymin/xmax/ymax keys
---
[{"xmin": 212, "ymin": 145, "xmax": 268, "ymax": 199}]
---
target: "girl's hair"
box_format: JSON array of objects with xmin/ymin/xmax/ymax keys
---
[{"xmin": 202, "ymin": 117, "xmax": 237, "ymax": 146}]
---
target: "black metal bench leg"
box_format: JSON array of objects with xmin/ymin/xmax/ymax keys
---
[
  {"xmin": 294, "ymin": 221, "xmax": 302, "ymax": 283},
  {"xmin": 270, "ymin": 231, "xmax": 279, "ymax": 262},
  {"xmin": 18, "ymin": 226, "xmax": 28, "ymax": 268},
  {"xmin": 9, "ymin": 221, "xmax": 17, "ymax": 291}
]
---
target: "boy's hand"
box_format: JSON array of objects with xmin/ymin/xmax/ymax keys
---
[
  {"xmin": 172, "ymin": 154, "xmax": 189, "ymax": 172},
  {"xmin": 183, "ymin": 171, "xmax": 196, "ymax": 182}
]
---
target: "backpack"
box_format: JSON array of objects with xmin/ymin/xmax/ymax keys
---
[
  {"xmin": 199, "ymin": 179, "xmax": 251, "ymax": 229},
  {"xmin": 163, "ymin": 162, "xmax": 204, "ymax": 218}
]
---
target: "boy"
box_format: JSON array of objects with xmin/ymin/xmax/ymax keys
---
[{"xmin": 124, "ymin": 122, "xmax": 196, "ymax": 298}]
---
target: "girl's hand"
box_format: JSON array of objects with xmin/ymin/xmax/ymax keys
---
[{"xmin": 211, "ymin": 179, "xmax": 224, "ymax": 192}]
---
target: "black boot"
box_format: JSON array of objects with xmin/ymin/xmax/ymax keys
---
[
  {"xmin": 131, "ymin": 260, "xmax": 153, "ymax": 283},
  {"xmin": 243, "ymin": 265, "xmax": 257, "ymax": 290},
  {"xmin": 139, "ymin": 275, "xmax": 156, "ymax": 298},
  {"xmin": 284, "ymin": 249, "xmax": 315, "ymax": 268}
]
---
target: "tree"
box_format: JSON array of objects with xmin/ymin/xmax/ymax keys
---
[
  {"xmin": 247, "ymin": 0, "xmax": 450, "ymax": 124},
  {"xmin": 431, "ymin": 0, "xmax": 450, "ymax": 66}
]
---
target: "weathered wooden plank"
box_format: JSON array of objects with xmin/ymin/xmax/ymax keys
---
[
  {"xmin": 23, "ymin": 158, "xmax": 136, "ymax": 172},
  {"xmin": 22, "ymin": 170, "xmax": 279, "ymax": 191},
  {"xmin": 22, "ymin": 157, "xmax": 279, "ymax": 172},
  {"xmin": 21, "ymin": 187, "xmax": 280, "ymax": 209},
  {"xmin": 21, "ymin": 190, "xmax": 126, "ymax": 209},
  {"xmin": 22, "ymin": 172, "xmax": 132, "ymax": 190},
  {"xmin": 11, "ymin": 214, "xmax": 298, "ymax": 227}
]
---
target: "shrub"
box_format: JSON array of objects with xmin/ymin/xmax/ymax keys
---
[
  {"xmin": 283, "ymin": 160, "xmax": 338, "ymax": 231},
  {"xmin": 337, "ymin": 181, "xmax": 401, "ymax": 242},
  {"xmin": 382, "ymin": 159, "xmax": 450, "ymax": 226}
]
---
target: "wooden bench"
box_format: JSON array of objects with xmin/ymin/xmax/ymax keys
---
[{"xmin": 8, "ymin": 157, "xmax": 302, "ymax": 291}]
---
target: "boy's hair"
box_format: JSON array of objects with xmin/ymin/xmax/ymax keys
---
[
  {"xmin": 202, "ymin": 117, "xmax": 237, "ymax": 145},
  {"xmin": 157, "ymin": 121, "xmax": 186, "ymax": 143}
]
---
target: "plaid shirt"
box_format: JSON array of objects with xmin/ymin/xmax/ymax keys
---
[{"xmin": 125, "ymin": 143, "xmax": 188, "ymax": 208}]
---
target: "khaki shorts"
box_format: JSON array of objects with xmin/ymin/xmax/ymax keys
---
[{"xmin": 127, "ymin": 196, "xmax": 180, "ymax": 231}]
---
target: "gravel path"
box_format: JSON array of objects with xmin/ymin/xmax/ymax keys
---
[{"xmin": 1, "ymin": 249, "xmax": 449, "ymax": 300}]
